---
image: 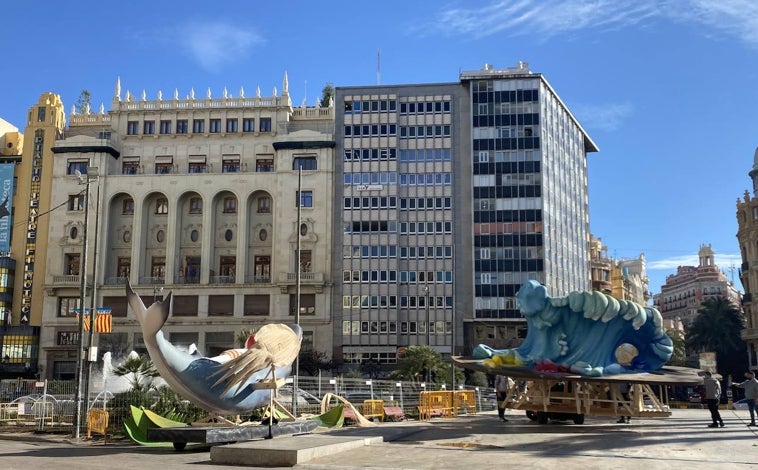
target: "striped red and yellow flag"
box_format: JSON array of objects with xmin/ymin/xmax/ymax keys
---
[
  {"xmin": 74, "ymin": 308, "xmax": 112, "ymax": 333},
  {"xmin": 95, "ymin": 312, "xmax": 112, "ymax": 333},
  {"xmin": 74, "ymin": 313, "xmax": 91, "ymax": 331}
]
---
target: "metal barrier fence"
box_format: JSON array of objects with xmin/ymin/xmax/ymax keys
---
[{"xmin": 0, "ymin": 377, "xmax": 496, "ymax": 435}]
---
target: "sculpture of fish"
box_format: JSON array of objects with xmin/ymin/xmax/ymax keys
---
[{"xmin": 126, "ymin": 281, "xmax": 302, "ymax": 415}]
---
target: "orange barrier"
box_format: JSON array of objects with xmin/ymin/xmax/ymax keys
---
[
  {"xmin": 418, "ymin": 391, "xmax": 455, "ymax": 420},
  {"xmin": 453, "ymin": 390, "xmax": 477, "ymax": 416},
  {"xmin": 87, "ymin": 408, "xmax": 109, "ymax": 444},
  {"xmin": 361, "ymin": 400, "xmax": 386, "ymax": 421}
]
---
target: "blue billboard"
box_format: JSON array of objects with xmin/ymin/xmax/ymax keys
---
[{"xmin": 0, "ymin": 163, "xmax": 14, "ymax": 252}]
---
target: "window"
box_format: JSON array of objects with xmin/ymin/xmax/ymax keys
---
[
  {"xmin": 188, "ymin": 162, "xmax": 207, "ymax": 173},
  {"xmin": 58, "ymin": 297, "xmax": 80, "ymax": 317},
  {"xmin": 259, "ymin": 117, "xmax": 272, "ymax": 132},
  {"xmin": 293, "ymin": 156, "xmax": 317, "ymax": 171},
  {"xmin": 122, "ymin": 161, "xmax": 139, "ymax": 174},
  {"xmin": 257, "ymin": 197, "xmax": 271, "ymax": 213},
  {"xmin": 222, "ymin": 159, "xmax": 240, "ymax": 173},
  {"xmin": 151, "ymin": 256, "xmax": 165, "ymax": 280},
  {"xmin": 209, "ymin": 119, "xmax": 221, "ymax": 133},
  {"xmin": 223, "ymin": 197, "xmax": 237, "ymax": 213},
  {"xmin": 256, "ymin": 158, "xmax": 273, "ymax": 172},
  {"xmin": 67, "ymin": 161, "xmax": 88, "ymax": 175},
  {"xmin": 219, "ymin": 256, "xmax": 236, "ymax": 279},
  {"xmin": 242, "ymin": 118, "xmax": 255, "ymax": 132},
  {"xmin": 189, "ymin": 197, "xmax": 202, "ymax": 214},
  {"xmin": 155, "ymin": 162, "xmax": 172, "ymax": 174},
  {"xmin": 299, "ymin": 250, "xmax": 312, "ymax": 272},
  {"xmin": 254, "ymin": 256, "xmax": 271, "ymax": 281},
  {"xmin": 297, "ymin": 190, "xmax": 313, "ymax": 207},
  {"xmin": 192, "ymin": 119, "xmax": 205, "ymax": 133},
  {"xmin": 65, "ymin": 253, "xmax": 80, "ymax": 275},
  {"xmin": 68, "ymin": 194, "xmax": 84, "ymax": 211},
  {"xmin": 117, "ymin": 257, "xmax": 130, "ymax": 278},
  {"xmin": 226, "ymin": 119, "xmax": 238, "ymax": 133},
  {"xmin": 159, "ymin": 120, "xmax": 172, "ymax": 134},
  {"xmin": 127, "ymin": 121, "xmax": 139, "ymax": 135},
  {"xmin": 176, "ymin": 119, "xmax": 188, "ymax": 134},
  {"xmin": 122, "ymin": 198, "xmax": 134, "ymax": 214},
  {"xmin": 143, "ymin": 120, "xmax": 155, "ymax": 135},
  {"xmin": 155, "ymin": 198, "xmax": 168, "ymax": 214}
]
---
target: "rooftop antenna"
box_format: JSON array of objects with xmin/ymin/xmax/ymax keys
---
[{"xmin": 377, "ymin": 49, "xmax": 381, "ymax": 85}]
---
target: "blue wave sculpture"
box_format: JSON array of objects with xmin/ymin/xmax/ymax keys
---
[{"xmin": 472, "ymin": 280, "xmax": 673, "ymax": 376}]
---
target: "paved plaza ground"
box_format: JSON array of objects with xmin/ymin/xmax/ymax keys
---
[{"xmin": 0, "ymin": 408, "xmax": 756, "ymax": 469}]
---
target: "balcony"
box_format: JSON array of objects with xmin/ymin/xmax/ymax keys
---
[
  {"xmin": 104, "ymin": 277, "xmax": 128, "ymax": 285},
  {"xmin": 139, "ymin": 276, "xmax": 165, "ymax": 285},
  {"xmin": 245, "ymin": 275, "xmax": 271, "ymax": 284},
  {"xmin": 52, "ymin": 274, "xmax": 81, "ymax": 286},
  {"xmin": 277, "ymin": 271, "xmax": 325, "ymax": 293},
  {"xmin": 175, "ymin": 275, "xmax": 200, "ymax": 285},
  {"xmin": 209, "ymin": 275, "xmax": 235, "ymax": 284}
]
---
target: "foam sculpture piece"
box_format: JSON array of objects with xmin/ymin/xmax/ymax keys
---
[
  {"xmin": 472, "ymin": 280, "xmax": 674, "ymax": 376},
  {"xmin": 126, "ymin": 281, "xmax": 302, "ymax": 415}
]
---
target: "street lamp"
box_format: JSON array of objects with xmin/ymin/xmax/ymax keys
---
[
  {"xmin": 73, "ymin": 166, "xmax": 98, "ymax": 440},
  {"xmin": 424, "ymin": 286, "xmax": 431, "ymax": 385}
]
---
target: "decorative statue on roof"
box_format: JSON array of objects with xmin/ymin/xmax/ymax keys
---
[{"xmin": 473, "ymin": 280, "xmax": 673, "ymax": 376}]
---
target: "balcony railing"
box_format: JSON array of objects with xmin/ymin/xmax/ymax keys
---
[
  {"xmin": 104, "ymin": 277, "xmax": 128, "ymax": 285},
  {"xmin": 139, "ymin": 276, "xmax": 165, "ymax": 285},
  {"xmin": 175, "ymin": 275, "xmax": 200, "ymax": 285},
  {"xmin": 209, "ymin": 275, "xmax": 235, "ymax": 284},
  {"xmin": 52, "ymin": 275, "xmax": 81, "ymax": 285},
  {"xmin": 279, "ymin": 272, "xmax": 324, "ymax": 284},
  {"xmin": 245, "ymin": 275, "xmax": 271, "ymax": 284}
]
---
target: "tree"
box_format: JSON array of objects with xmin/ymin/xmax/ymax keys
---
[
  {"xmin": 113, "ymin": 354, "xmax": 159, "ymax": 394},
  {"xmin": 687, "ymin": 296, "xmax": 747, "ymax": 379},
  {"xmin": 75, "ymin": 90, "xmax": 91, "ymax": 114},
  {"xmin": 298, "ymin": 349, "xmax": 335, "ymax": 376},
  {"xmin": 320, "ymin": 83, "xmax": 334, "ymax": 108},
  {"xmin": 666, "ymin": 328, "xmax": 687, "ymax": 366},
  {"xmin": 389, "ymin": 345, "xmax": 449, "ymax": 384}
]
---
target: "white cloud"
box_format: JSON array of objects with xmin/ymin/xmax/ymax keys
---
[
  {"xmin": 572, "ymin": 102, "xmax": 634, "ymax": 132},
  {"xmin": 647, "ymin": 253, "xmax": 743, "ymax": 271},
  {"xmin": 143, "ymin": 21, "xmax": 263, "ymax": 70},
  {"xmin": 431, "ymin": 0, "xmax": 758, "ymax": 48}
]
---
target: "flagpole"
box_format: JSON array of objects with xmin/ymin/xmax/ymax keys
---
[
  {"xmin": 83, "ymin": 177, "xmax": 101, "ymax": 414},
  {"xmin": 73, "ymin": 167, "xmax": 94, "ymax": 439}
]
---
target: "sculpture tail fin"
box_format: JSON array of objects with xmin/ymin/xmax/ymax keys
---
[{"xmin": 126, "ymin": 280, "xmax": 171, "ymax": 335}]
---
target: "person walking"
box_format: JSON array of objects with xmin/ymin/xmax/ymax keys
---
[
  {"xmin": 494, "ymin": 375, "xmax": 514, "ymax": 422},
  {"xmin": 703, "ymin": 371, "xmax": 724, "ymax": 428},
  {"xmin": 615, "ymin": 382, "xmax": 631, "ymax": 424},
  {"xmin": 732, "ymin": 370, "xmax": 758, "ymax": 426}
]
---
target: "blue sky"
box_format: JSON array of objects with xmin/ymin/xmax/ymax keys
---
[{"xmin": 1, "ymin": 0, "xmax": 755, "ymax": 295}]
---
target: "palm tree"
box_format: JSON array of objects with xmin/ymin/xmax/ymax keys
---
[
  {"xmin": 114, "ymin": 354, "xmax": 159, "ymax": 394},
  {"xmin": 687, "ymin": 296, "xmax": 747, "ymax": 378}
]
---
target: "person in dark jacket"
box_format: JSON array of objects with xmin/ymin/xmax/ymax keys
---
[{"xmin": 703, "ymin": 371, "xmax": 724, "ymax": 428}]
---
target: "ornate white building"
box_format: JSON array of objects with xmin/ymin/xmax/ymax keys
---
[
  {"xmin": 654, "ymin": 244, "xmax": 742, "ymax": 327},
  {"xmin": 39, "ymin": 75, "xmax": 336, "ymax": 379}
]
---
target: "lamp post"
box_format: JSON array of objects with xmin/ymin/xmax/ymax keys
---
[
  {"xmin": 424, "ymin": 286, "xmax": 430, "ymax": 385},
  {"xmin": 292, "ymin": 168, "xmax": 302, "ymax": 416},
  {"xmin": 73, "ymin": 166, "xmax": 98, "ymax": 439},
  {"xmin": 82, "ymin": 170, "xmax": 101, "ymax": 418}
]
